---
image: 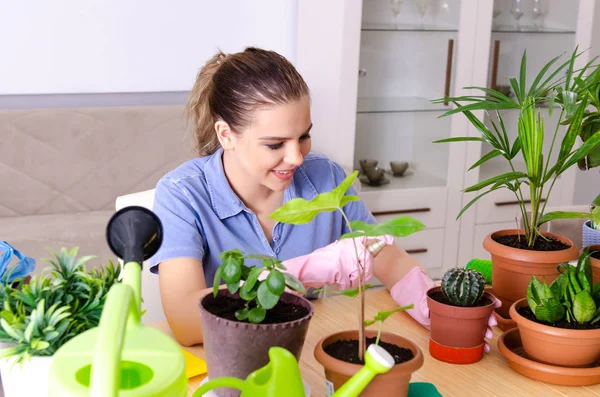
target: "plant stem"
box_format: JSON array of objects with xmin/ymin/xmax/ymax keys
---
[
  {"xmin": 507, "ymin": 160, "xmax": 530, "ymax": 234},
  {"xmin": 376, "ymin": 321, "xmax": 383, "ymax": 345},
  {"xmin": 338, "ymin": 208, "xmax": 366, "ymax": 361}
]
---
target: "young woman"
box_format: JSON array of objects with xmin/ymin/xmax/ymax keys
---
[{"xmin": 150, "ymin": 47, "xmax": 499, "ymax": 347}]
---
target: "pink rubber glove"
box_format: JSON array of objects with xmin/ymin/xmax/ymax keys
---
[
  {"xmin": 281, "ymin": 235, "xmax": 395, "ymax": 289},
  {"xmin": 390, "ymin": 266, "xmax": 501, "ymax": 353}
]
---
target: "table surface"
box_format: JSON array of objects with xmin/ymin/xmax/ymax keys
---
[{"xmin": 152, "ymin": 288, "xmax": 600, "ymax": 397}]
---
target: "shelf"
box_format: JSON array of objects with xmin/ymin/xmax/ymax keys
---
[
  {"xmin": 362, "ymin": 23, "xmax": 458, "ymax": 32},
  {"xmin": 492, "ymin": 25, "xmax": 575, "ymax": 34},
  {"xmin": 357, "ymin": 97, "xmax": 450, "ymax": 113},
  {"xmin": 356, "ymin": 168, "xmax": 446, "ymax": 191}
]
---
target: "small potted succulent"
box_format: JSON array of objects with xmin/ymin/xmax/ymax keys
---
[
  {"xmin": 199, "ymin": 250, "xmax": 312, "ymax": 397},
  {"xmin": 510, "ymin": 248, "xmax": 600, "ymax": 368},
  {"xmin": 0, "ymin": 247, "xmax": 119, "ymax": 397},
  {"xmin": 583, "ymin": 195, "xmax": 600, "ymax": 248},
  {"xmin": 271, "ymin": 171, "xmax": 425, "ymax": 397},
  {"xmin": 426, "ymin": 268, "xmax": 496, "ymax": 364}
]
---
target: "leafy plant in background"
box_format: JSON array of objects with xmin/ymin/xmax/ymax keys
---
[
  {"xmin": 269, "ymin": 171, "xmax": 425, "ymax": 360},
  {"xmin": 527, "ymin": 248, "xmax": 600, "ymax": 324},
  {"xmin": 0, "ymin": 248, "xmax": 120, "ymax": 365},
  {"xmin": 433, "ymin": 49, "xmax": 600, "ymax": 247},
  {"xmin": 212, "ymin": 250, "xmax": 306, "ymax": 324}
]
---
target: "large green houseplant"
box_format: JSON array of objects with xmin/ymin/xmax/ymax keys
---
[{"xmin": 433, "ymin": 49, "xmax": 600, "ymax": 316}]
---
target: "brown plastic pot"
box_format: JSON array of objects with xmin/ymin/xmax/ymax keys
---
[
  {"xmin": 510, "ymin": 298, "xmax": 600, "ymax": 367},
  {"xmin": 199, "ymin": 290, "xmax": 314, "ymax": 397},
  {"xmin": 426, "ymin": 286, "xmax": 495, "ymax": 364},
  {"xmin": 588, "ymin": 245, "xmax": 600, "ymax": 285},
  {"xmin": 483, "ymin": 229, "xmax": 578, "ymax": 317},
  {"xmin": 314, "ymin": 330, "xmax": 423, "ymax": 397},
  {"xmin": 485, "ymin": 287, "xmax": 516, "ymax": 331}
]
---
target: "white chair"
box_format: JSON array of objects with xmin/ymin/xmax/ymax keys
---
[{"xmin": 115, "ymin": 189, "xmax": 163, "ymax": 324}]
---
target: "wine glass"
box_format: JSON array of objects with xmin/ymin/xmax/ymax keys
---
[
  {"xmin": 390, "ymin": 0, "xmax": 403, "ymax": 26},
  {"xmin": 510, "ymin": 0, "xmax": 524, "ymax": 31},
  {"xmin": 532, "ymin": 0, "xmax": 548, "ymax": 31},
  {"xmin": 416, "ymin": 0, "xmax": 429, "ymax": 28}
]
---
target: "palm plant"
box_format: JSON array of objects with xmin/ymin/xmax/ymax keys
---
[
  {"xmin": 0, "ymin": 248, "xmax": 119, "ymax": 364},
  {"xmin": 433, "ymin": 49, "xmax": 600, "ymax": 248}
]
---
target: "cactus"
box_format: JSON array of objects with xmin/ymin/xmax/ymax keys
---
[{"xmin": 441, "ymin": 268, "xmax": 485, "ymax": 307}]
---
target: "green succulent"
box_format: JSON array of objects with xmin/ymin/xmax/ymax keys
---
[
  {"xmin": 441, "ymin": 268, "xmax": 486, "ymax": 307},
  {"xmin": 0, "ymin": 247, "xmax": 120, "ymax": 365}
]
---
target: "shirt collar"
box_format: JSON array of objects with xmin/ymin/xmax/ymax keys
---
[{"xmin": 204, "ymin": 148, "xmax": 303, "ymax": 220}]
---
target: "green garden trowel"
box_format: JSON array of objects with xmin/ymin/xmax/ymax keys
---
[
  {"xmin": 192, "ymin": 343, "xmax": 395, "ymax": 397},
  {"xmin": 47, "ymin": 206, "xmax": 188, "ymax": 397}
]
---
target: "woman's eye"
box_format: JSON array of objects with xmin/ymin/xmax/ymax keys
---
[{"xmin": 266, "ymin": 143, "xmax": 283, "ymax": 150}]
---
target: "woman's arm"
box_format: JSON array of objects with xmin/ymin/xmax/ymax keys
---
[
  {"xmin": 372, "ymin": 243, "xmax": 429, "ymax": 291},
  {"xmin": 158, "ymin": 258, "xmax": 210, "ymax": 346}
]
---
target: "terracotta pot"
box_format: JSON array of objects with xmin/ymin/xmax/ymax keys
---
[
  {"xmin": 199, "ymin": 290, "xmax": 314, "ymax": 397},
  {"xmin": 484, "ymin": 287, "xmax": 516, "ymax": 331},
  {"xmin": 483, "ymin": 229, "xmax": 578, "ymax": 317},
  {"xmin": 588, "ymin": 245, "xmax": 600, "ymax": 285},
  {"xmin": 510, "ymin": 298, "xmax": 600, "ymax": 367},
  {"xmin": 314, "ymin": 330, "xmax": 423, "ymax": 397},
  {"xmin": 426, "ymin": 287, "xmax": 495, "ymax": 364}
]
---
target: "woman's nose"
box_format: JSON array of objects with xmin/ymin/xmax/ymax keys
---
[{"xmin": 285, "ymin": 147, "xmax": 304, "ymax": 166}]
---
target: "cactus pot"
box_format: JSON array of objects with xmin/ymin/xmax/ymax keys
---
[
  {"xmin": 199, "ymin": 290, "xmax": 314, "ymax": 397},
  {"xmin": 483, "ymin": 229, "xmax": 578, "ymax": 318},
  {"xmin": 314, "ymin": 330, "xmax": 423, "ymax": 397},
  {"xmin": 427, "ymin": 287, "xmax": 496, "ymax": 364},
  {"xmin": 510, "ymin": 298, "xmax": 600, "ymax": 367}
]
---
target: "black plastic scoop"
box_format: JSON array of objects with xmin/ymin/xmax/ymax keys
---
[{"xmin": 106, "ymin": 206, "xmax": 163, "ymax": 265}]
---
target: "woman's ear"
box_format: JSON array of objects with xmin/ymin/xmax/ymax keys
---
[{"xmin": 215, "ymin": 120, "xmax": 235, "ymax": 150}]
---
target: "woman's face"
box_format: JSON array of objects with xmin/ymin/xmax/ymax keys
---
[{"xmin": 229, "ymin": 95, "xmax": 312, "ymax": 192}]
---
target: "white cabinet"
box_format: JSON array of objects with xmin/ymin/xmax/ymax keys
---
[{"xmin": 296, "ymin": 0, "xmax": 600, "ymax": 272}]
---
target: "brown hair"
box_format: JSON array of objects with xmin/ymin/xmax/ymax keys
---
[{"xmin": 186, "ymin": 47, "xmax": 309, "ymax": 156}]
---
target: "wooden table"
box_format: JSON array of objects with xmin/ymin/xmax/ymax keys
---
[{"xmin": 152, "ymin": 288, "xmax": 600, "ymax": 396}]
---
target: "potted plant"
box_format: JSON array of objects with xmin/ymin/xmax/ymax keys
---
[
  {"xmin": 433, "ymin": 49, "xmax": 600, "ymax": 318},
  {"xmin": 583, "ymin": 196, "xmax": 600, "ymax": 248},
  {"xmin": 270, "ymin": 171, "xmax": 425, "ymax": 396},
  {"xmin": 426, "ymin": 268, "xmax": 496, "ymax": 364},
  {"xmin": 199, "ymin": 250, "xmax": 312, "ymax": 397},
  {"xmin": 0, "ymin": 247, "xmax": 119, "ymax": 397},
  {"xmin": 509, "ymin": 249, "xmax": 600, "ymax": 368}
]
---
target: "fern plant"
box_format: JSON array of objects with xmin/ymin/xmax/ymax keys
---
[{"xmin": 0, "ymin": 248, "xmax": 120, "ymax": 365}]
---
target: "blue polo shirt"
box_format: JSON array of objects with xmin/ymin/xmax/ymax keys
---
[{"xmin": 149, "ymin": 148, "xmax": 375, "ymax": 287}]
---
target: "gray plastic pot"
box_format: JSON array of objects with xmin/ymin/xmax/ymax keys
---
[{"xmin": 198, "ymin": 290, "xmax": 314, "ymax": 397}]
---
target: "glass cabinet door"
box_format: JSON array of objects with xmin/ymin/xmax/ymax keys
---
[{"xmin": 354, "ymin": 0, "xmax": 462, "ymax": 192}]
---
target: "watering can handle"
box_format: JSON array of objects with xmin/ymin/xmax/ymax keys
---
[{"xmin": 192, "ymin": 377, "xmax": 247, "ymax": 396}]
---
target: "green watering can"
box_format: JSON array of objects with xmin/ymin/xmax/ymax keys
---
[{"xmin": 47, "ymin": 206, "xmax": 394, "ymax": 397}]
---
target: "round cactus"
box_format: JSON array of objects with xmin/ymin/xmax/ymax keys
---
[{"xmin": 441, "ymin": 267, "xmax": 485, "ymax": 307}]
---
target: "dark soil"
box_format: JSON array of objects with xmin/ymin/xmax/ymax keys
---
[
  {"xmin": 429, "ymin": 290, "xmax": 492, "ymax": 308},
  {"xmin": 324, "ymin": 337, "xmax": 413, "ymax": 365},
  {"xmin": 518, "ymin": 306, "xmax": 600, "ymax": 330},
  {"xmin": 202, "ymin": 295, "xmax": 309, "ymax": 324},
  {"xmin": 493, "ymin": 234, "xmax": 570, "ymax": 251}
]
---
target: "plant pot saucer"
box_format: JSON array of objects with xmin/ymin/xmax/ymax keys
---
[
  {"xmin": 498, "ymin": 328, "xmax": 600, "ymax": 386},
  {"xmin": 359, "ymin": 175, "xmax": 390, "ymax": 186},
  {"xmin": 384, "ymin": 169, "xmax": 413, "ymax": 178},
  {"xmin": 197, "ymin": 376, "xmax": 311, "ymax": 396}
]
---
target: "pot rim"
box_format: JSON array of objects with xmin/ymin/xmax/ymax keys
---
[
  {"xmin": 313, "ymin": 330, "xmax": 423, "ymax": 377},
  {"xmin": 510, "ymin": 298, "xmax": 600, "ymax": 338},
  {"xmin": 483, "ymin": 229, "xmax": 578, "ymax": 263},
  {"xmin": 199, "ymin": 290, "xmax": 314, "ymax": 330},
  {"xmin": 426, "ymin": 286, "xmax": 496, "ymax": 311}
]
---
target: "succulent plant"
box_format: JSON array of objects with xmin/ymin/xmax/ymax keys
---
[{"xmin": 441, "ymin": 268, "xmax": 485, "ymax": 307}]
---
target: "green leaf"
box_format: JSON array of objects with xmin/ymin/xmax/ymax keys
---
[
  {"xmin": 0, "ymin": 319, "xmax": 22, "ymax": 342},
  {"xmin": 526, "ymin": 276, "xmax": 544, "ymax": 313},
  {"xmin": 433, "ymin": 137, "xmax": 486, "ymax": 143},
  {"xmin": 340, "ymin": 196, "xmax": 360, "ymax": 207},
  {"xmin": 212, "ymin": 266, "xmax": 223, "ymax": 297},
  {"xmin": 560, "ymin": 130, "xmax": 600, "ymax": 174},
  {"xmin": 222, "ymin": 256, "xmax": 242, "ymax": 285},
  {"xmin": 235, "ymin": 308, "xmax": 249, "ymax": 321},
  {"xmin": 573, "ymin": 290, "xmax": 596, "ymax": 324},
  {"xmin": 538, "ymin": 211, "xmax": 592, "ymax": 226},
  {"xmin": 257, "ymin": 282, "xmax": 280, "ymax": 309},
  {"xmin": 364, "ymin": 319, "xmax": 377, "ymax": 327},
  {"xmin": 239, "ymin": 282, "xmax": 258, "ymax": 301},
  {"xmin": 248, "ymin": 307, "xmax": 266, "ymax": 324},
  {"xmin": 464, "ymin": 172, "xmax": 527, "ymax": 193},
  {"xmin": 283, "ymin": 273, "xmax": 306, "ymax": 295},
  {"xmin": 31, "ymin": 339, "xmax": 50, "ymax": 351},
  {"xmin": 469, "ymin": 150, "xmax": 502, "ymax": 171},
  {"xmin": 266, "ymin": 271, "xmax": 285, "ymax": 296},
  {"xmin": 456, "ymin": 188, "xmax": 501, "ymax": 220},
  {"xmin": 227, "ymin": 282, "xmax": 240, "ymax": 295},
  {"xmin": 218, "ymin": 249, "xmax": 244, "ymax": 262},
  {"xmin": 373, "ymin": 305, "xmax": 414, "ymax": 322},
  {"xmin": 244, "ymin": 266, "xmax": 265, "ymax": 291},
  {"xmin": 518, "ymin": 51, "xmax": 527, "ymax": 102},
  {"xmin": 349, "ymin": 216, "xmax": 425, "ymax": 238},
  {"xmin": 338, "ymin": 284, "xmax": 376, "ymax": 298},
  {"xmin": 534, "ymin": 297, "xmax": 565, "ymax": 323}
]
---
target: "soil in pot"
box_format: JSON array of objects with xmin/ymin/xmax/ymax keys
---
[
  {"xmin": 493, "ymin": 234, "xmax": 570, "ymax": 251},
  {"xmin": 202, "ymin": 294, "xmax": 309, "ymax": 323},
  {"xmin": 429, "ymin": 290, "xmax": 492, "ymax": 307},
  {"xmin": 517, "ymin": 307, "xmax": 600, "ymax": 330},
  {"xmin": 323, "ymin": 336, "xmax": 413, "ymax": 365}
]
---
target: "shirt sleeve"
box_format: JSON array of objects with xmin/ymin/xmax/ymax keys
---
[
  {"xmin": 330, "ymin": 162, "xmax": 376, "ymax": 234},
  {"xmin": 148, "ymin": 178, "xmax": 206, "ymax": 274}
]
